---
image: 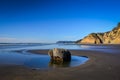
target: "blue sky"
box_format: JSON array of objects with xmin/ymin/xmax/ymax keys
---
[{"xmin": 0, "ymin": 0, "xmax": 120, "ymax": 43}]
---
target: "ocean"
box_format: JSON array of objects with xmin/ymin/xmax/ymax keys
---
[
  {"xmin": 0, "ymin": 43, "xmax": 120, "ymax": 69},
  {"xmin": 0, "ymin": 43, "xmax": 89, "ymax": 69}
]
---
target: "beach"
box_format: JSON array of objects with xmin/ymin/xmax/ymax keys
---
[
  {"xmin": 1, "ymin": 0, "xmax": 120, "ymax": 80},
  {"xmin": 0, "ymin": 45, "xmax": 120, "ymax": 80}
]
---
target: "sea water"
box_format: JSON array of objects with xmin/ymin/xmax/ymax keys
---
[
  {"xmin": 0, "ymin": 43, "xmax": 89, "ymax": 69},
  {"xmin": 0, "ymin": 43, "xmax": 119, "ymax": 69}
]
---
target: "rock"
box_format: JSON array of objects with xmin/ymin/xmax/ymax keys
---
[
  {"xmin": 79, "ymin": 33, "xmax": 103, "ymax": 44},
  {"xmin": 76, "ymin": 22, "xmax": 120, "ymax": 44},
  {"xmin": 48, "ymin": 48, "xmax": 71, "ymax": 63}
]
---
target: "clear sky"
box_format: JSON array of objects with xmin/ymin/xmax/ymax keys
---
[{"xmin": 0, "ymin": 0, "xmax": 120, "ymax": 43}]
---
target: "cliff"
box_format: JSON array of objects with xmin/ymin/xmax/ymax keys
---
[{"xmin": 77, "ymin": 23, "xmax": 120, "ymax": 44}]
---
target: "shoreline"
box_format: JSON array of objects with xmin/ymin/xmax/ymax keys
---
[{"xmin": 0, "ymin": 48, "xmax": 120, "ymax": 80}]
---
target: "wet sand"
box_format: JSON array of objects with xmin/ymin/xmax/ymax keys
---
[{"xmin": 0, "ymin": 48, "xmax": 120, "ymax": 80}]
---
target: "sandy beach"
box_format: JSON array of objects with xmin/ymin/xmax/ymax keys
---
[
  {"xmin": 1, "ymin": 0, "xmax": 120, "ymax": 80},
  {"xmin": 0, "ymin": 48, "xmax": 120, "ymax": 80}
]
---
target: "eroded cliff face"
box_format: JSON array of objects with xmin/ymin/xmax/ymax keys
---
[{"xmin": 77, "ymin": 23, "xmax": 120, "ymax": 44}]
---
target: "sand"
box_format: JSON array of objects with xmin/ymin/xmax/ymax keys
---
[{"xmin": 0, "ymin": 48, "xmax": 120, "ymax": 80}]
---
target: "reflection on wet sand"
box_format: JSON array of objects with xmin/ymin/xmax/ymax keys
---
[{"xmin": 49, "ymin": 59, "xmax": 71, "ymax": 68}]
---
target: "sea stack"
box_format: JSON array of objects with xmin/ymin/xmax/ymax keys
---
[{"xmin": 48, "ymin": 48, "xmax": 71, "ymax": 63}]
